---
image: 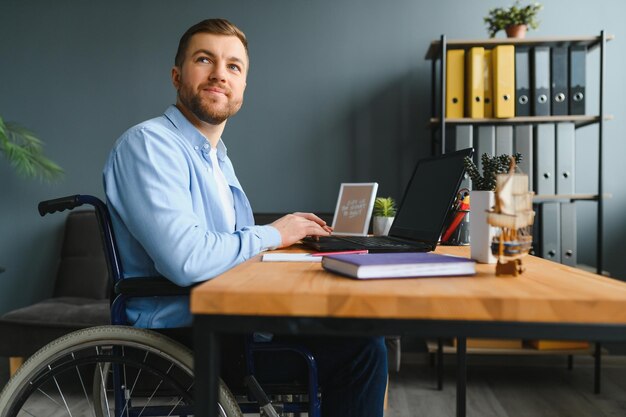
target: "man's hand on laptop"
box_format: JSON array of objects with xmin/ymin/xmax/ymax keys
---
[{"xmin": 270, "ymin": 213, "xmax": 332, "ymax": 248}]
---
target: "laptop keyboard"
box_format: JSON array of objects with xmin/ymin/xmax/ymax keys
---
[{"xmin": 340, "ymin": 236, "xmax": 420, "ymax": 249}]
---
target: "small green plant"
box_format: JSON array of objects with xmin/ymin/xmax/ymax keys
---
[
  {"xmin": 0, "ymin": 117, "xmax": 63, "ymax": 181},
  {"xmin": 464, "ymin": 153, "xmax": 523, "ymax": 191},
  {"xmin": 373, "ymin": 197, "xmax": 396, "ymax": 217},
  {"xmin": 484, "ymin": 1, "xmax": 542, "ymax": 38}
]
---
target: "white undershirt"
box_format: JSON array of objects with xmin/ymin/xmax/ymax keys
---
[{"xmin": 208, "ymin": 146, "xmax": 236, "ymax": 232}]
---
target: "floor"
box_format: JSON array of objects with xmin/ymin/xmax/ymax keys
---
[
  {"xmin": 1, "ymin": 353, "xmax": 625, "ymax": 416},
  {"xmin": 385, "ymin": 353, "xmax": 626, "ymax": 417}
]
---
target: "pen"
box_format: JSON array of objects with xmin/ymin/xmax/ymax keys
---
[{"xmin": 310, "ymin": 250, "xmax": 369, "ymax": 257}]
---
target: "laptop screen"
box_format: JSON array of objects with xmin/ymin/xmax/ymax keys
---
[{"xmin": 389, "ymin": 148, "xmax": 472, "ymax": 243}]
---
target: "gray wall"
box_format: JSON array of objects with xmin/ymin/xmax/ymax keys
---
[{"xmin": 1, "ymin": 0, "xmax": 625, "ymax": 314}]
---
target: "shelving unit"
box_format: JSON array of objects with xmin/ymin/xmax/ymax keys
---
[
  {"xmin": 425, "ymin": 32, "xmax": 613, "ymax": 275},
  {"xmin": 424, "ymin": 33, "xmax": 614, "ymax": 396}
]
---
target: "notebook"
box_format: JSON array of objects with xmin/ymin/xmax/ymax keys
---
[
  {"xmin": 302, "ymin": 148, "xmax": 473, "ymax": 253},
  {"xmin": 321, "ymin": 252, "xmax": 476, "ymax": 279},
  {"xmin": 331, "ymin": 182, "xmax": 378, "ymax": 236}
]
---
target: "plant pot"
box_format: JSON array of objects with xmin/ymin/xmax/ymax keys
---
[
  {"xmin": 505, "ymin": 24, "xmax": 527, "ymax": 38},
  {"xmin": 373, "ymin": 216, "xmax": 394, "ymax": 236},
  {"xmin": 468, "ymin": 191, "xmax": 497, "ymax": 264}
]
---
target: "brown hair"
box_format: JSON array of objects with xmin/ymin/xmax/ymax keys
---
[{"xmin": 174, "ymin": 18, "xmax": 248, "ymax": 68}]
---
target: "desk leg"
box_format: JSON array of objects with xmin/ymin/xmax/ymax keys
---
[
  {"xmin": 456, "ymin": 337, "xmax": 467, "ymax": 417},
  {"xmin": 437, "ymin": 338, "xmax": 444, "ymax": 390},
  {"xmin": 195, "ymin": 326, "xmax": 221, "ymax": 417},
  {"xmin": 594, "ymin": 342, "xmax": 602, "ymax": 394}
]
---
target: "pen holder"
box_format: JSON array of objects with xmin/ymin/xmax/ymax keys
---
[{"xmin": 440, "ymin": 209, "xmax": 470, "ymax": 246}]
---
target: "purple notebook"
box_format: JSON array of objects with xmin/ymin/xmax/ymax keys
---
[{"xmin": 321, "ymin": 252, "xmax": 475, "ymax": 279}]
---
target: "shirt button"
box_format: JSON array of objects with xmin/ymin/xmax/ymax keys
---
[
  {"xmin": 203, "ymin": 144, "xmax": 209, "ymax": 149},
  {"xmin": 194, "ymin": 146, "xmax": 199, "ymax": 150}
]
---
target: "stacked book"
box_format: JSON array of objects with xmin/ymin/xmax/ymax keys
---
[{"xmin": 321, "ymin": 252, "xmax": 475, "ymax": 279}]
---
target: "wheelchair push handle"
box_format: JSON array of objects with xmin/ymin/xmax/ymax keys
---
[{"xmin": 38, "ymin": 195, "xmax": 84, "ymax": 216}]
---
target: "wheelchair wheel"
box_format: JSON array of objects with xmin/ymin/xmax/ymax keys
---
[{"xmin": 0, "ymin": 325, "xmax": 242, "ymax": 417}]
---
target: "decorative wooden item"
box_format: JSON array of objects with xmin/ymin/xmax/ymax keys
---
[{"xmin": 486, "ymin": 157, "xmax": 535, "ymax": 276}]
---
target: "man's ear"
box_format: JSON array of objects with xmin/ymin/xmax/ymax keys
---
[{"xmin": 171, "ymin": 66, "xmax": 181, "ymax": 90}]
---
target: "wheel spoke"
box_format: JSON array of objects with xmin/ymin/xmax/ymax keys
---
[
  {"xmin": 98, "ymin": 363, "xmax": 113, "ymax": 417},
  {"xmin": 138, "ymin": 362, "xmax": 174, "ymax": 417},
  {"xmin": 20, "ymin": 408, "xmax": 37, "ymax": 417},
  {"xmin": 0, "ymin": 328, "xmax": 215, "ymax": 417},
  {"xmin": 167, "ymin": 380, "xmax": 194, "ymax": 416},
  {"xmin": 120, "ymin": 350, "xmax": 149, "ymax": 417},
  {"xmin": 35, "ymin": 386, "xmax": 63, "ymax": 407},
  {"xmin": 72, "ymin": 353, "xmax": 97, "ymax": 417},
  {"xmin": 51, "ymin": 374, "xmax": 73, "ymax": 417}
]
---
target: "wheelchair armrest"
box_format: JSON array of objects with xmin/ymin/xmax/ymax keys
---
[{"xmin": 114, "ymin": 276, "xmax": 194, "ymax": 297}]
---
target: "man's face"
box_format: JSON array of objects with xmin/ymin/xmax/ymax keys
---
[{"xmin": 172, "ymin": 33, "xmax": 248, "ymax": 125}]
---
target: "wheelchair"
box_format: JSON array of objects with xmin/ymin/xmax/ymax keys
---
[{"xmin": 0, "ymin": 195, "xmax": 321, "ymax": 417}]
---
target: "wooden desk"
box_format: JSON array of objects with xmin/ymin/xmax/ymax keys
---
[{"xmin": 192, "ymin": 246, "xmax": 626, "ymax": 417}]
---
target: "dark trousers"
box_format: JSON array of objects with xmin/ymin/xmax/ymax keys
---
[
  {"xmin": 255, "ymin": 335, "xmax": 388, "ymax": 417},
  {"xmin": 161, "ymin": 329, "xmax": 388, "ymax": 417}
]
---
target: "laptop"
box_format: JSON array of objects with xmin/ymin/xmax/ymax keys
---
[
  {"xmin": 331, "ymin": 182, "xmax": 378, "ymax": 236},
  {"xmin": 302, "ymin": 148, "xmax": 473, "ymax": 253}
]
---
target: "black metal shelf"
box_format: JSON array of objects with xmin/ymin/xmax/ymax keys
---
[
  {"xmin": 425, "ymin": 35, "xmax": 614, "ymax": 60},
  {"xmin": 428, "ymin": 32, "xmax": 610, "ymax": 275},
  {"xmin": 429, "ymin": 115, "xmax": 613, "ymax": 129}
]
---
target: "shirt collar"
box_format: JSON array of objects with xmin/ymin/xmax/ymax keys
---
[{"xmin": 164, "ymin": 105, "xmax": 228, "ymax": 161}]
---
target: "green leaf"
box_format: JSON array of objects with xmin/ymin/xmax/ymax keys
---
[
  {"xmin": 374, "ymin": 197, "xmax": 397, "ymax": 217},
  {"xmin": 484, "ymin": 1, "xmax": 542, "ymax": 37},
  {"xmin": 0, "ymin": 119, "xmax": 64, "ymax": 182}
]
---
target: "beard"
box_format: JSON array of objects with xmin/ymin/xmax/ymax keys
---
[{"xmin": 178, "ymin": 82, "xmax": 243, "ymax": 125}]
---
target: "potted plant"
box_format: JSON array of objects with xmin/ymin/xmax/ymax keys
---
[
  {"xmin": 464, "ymin": 153, "xmax": 522, "ymax": 263},
  {"xmin": 484, "ymin": 1, "xmax": 543, "ymax": 38},
  {"xmin": 464, "ymin": 153, "xmax": 523, "ymax": 192},
  {"xmin": 1, "ymin": 117, "xmax": 62, "ymax": 274},
  {"xmin": 372, "ymin": 197, "xmax": 396, "ymax": 236},
  {"xmin": 0, "ymin": 116, "xmax": 63, "ymax": 181}
]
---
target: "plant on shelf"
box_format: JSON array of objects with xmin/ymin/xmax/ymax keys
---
[
  {"xmin": 0, "ymin": 116, "xmax": 63, "ymax": 181},
  {"xmin": 373, "ymin": 197, "xmax": 397, "ymax": 218},
  {"xmin": 484, "ymin": 1, "xmax": 543, "ymax": 38},
  {"xmin": 464, "ymin": 153, "xmax": 523, "ymax": 191}
]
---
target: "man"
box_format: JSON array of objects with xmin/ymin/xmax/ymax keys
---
[{"xmin": 104, "ymin": 19, "xmax": 387, "ymax": 416}]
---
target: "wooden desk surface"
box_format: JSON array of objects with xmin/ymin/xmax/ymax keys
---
[{"xmin": 191, "ymin": 246, "xmax": 626, "ymax": 325}]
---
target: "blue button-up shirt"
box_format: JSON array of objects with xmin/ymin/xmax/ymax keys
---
[{"xmin": 103, "ymin": 105, "xmax": 282, "ymax": 328}]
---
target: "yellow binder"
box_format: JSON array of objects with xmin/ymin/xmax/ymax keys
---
[
  {"xmin": 492, "ymin": 45, "xmax": 515, "ymax": 118},
  {"xmin": 446, "ymin": 49, "xmax": 465, "ymax": 118},
  {"xmin": 465, "ymin": 47, "xmax": 485, "ymax": 118},
  {"xmin": 483, "ymin": 49, "xmax": 493, "ymax": 118}
]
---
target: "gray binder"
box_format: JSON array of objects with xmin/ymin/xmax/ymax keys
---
[
  {"xmin": 569, "ymin": 46, "xmax": 586, "ymax": 115},
  {"xmin": 515, "ymin": 46, "xmax": 531, "ymax": 116},
  {"xmin": 454, "ymin": 125, "xmax": 473, "ymax": 190},
  {"xmin": 514, "ymin": 125, "xmax": 533, "ymax": 191},
  {"xmin": 495, "ymin": 125, "xmax": 513, "ymax": 156},
  {"xmin": 540, "ymin": 201, "xmax": 561, "ymax": 262},
  {"xmin": 560, "ymin": 202, "xmax": 577, "ymax": 267},
  {"xmin": 534, "ymin": 124, "xmax": 555, "ymax": 195},
  {"xmin": 555, "ymin": 123, "xmax": 575, "ymax": 194},
  {"xmin": 532, "ymin": 47, "xmax": 551, "ymax": 116},
  {"xmin": 476, "ymin": 125, "xmax": 495, "ymax": 173},
  {"xmin": 550, "ymin": 46, "xmax": 569, "ymax": 116}
]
